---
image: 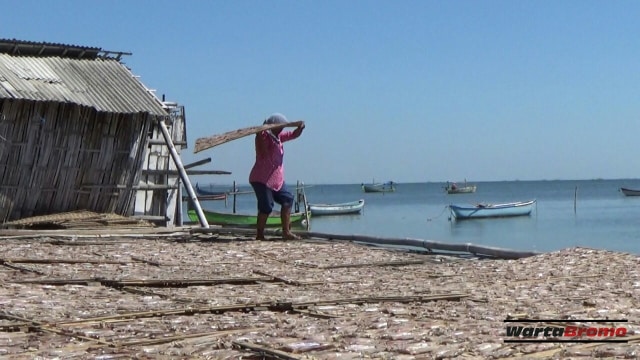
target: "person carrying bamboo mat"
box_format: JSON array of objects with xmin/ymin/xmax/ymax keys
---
[{"xmin": 249, "ymin": 113, "xmax": 305, "ymax": 240}]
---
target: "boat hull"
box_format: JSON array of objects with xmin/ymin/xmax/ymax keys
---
[
  {"xmin": 620, "ymin": 187, "xmax": 640, "ymax": 196},
  {"xmin": 187, "ymin": 209, "xmax": 308, "ymax": 227},
  {"xmin": 195, "ymin": 183, "xmax": 227, "ymax": 197},
  {"xmin": 308, "ymin": 199, "xmax": 364, "ymax": 216},
  {"xmin": 447, "ymin": 185, "xmax": 477, "ymax": 194},
  {"xmin": 450, "ymin": 200, "xmax": 536, "ymax": 219},
  {"xmin": 362, "ymin": 184, "xmax": 395, "ymax": 193}
]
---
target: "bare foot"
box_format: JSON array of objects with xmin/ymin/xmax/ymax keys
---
[{"xmin": 282, "ymin": 233, "xmax": 301, "ymax": 240}]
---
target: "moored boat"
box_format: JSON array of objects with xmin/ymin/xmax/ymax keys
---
[
  {"xmin": 620, "ymin": 187, "xmax": 640, "ymax": 197},
  {"xmin": 187, "ymin": 209, "xmax": 309, "ymax": 227},
  {"xmin": 308, "ymin": 199, "xmax": 365, "ymax": 216},
  {"xmin": 195, "ymin": 183, "xmax": 227, "ymax": 197},
  {"xmin": 445, "ymin": 181, "xmax": 477, "ymax": 194},
  {"xmin": 449, "ymin": 200, "xmax": 536, "ymax": 220},
  {"xmin": 362, "ymin": 181, "xmax": 395, "ymax": 193}
]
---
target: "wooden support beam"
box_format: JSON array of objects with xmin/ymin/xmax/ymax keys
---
[
  {"xmin": 130, "ymin": 215, "xmax": 168, "ymax": 221},
  {"xmin": 142, "ymin": 169, "xmax": 231, "ymax": 175},
  {"xmin": 148, "ymin": 139, "xmax": 187, "ymax": 146},
  {"xmin": 184, "ymin": 158, "xmax": 212, "ymax": 170},
  {"xmin": 158, "ymin": 119, "xmax": 209, "ymax": 228},
  {"xmin": 80, "ymin": 184, "xmax": 179, "ymax": 190}
]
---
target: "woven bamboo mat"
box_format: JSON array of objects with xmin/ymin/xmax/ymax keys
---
[{"xmin": 2, "ymin": 210, "xmax": 154, "ymax": 229}]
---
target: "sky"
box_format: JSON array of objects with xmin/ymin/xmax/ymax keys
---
[{"xmin": 2, "ymin": 0, "xmax": 639, "ymax": 184}]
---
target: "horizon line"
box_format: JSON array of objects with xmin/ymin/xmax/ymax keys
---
[{"xmin": 194, "ymin": 177, "xmax": 640, "ymax": 187}]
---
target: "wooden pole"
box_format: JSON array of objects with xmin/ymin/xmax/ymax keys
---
[
  {"xmin": 158, "ymin": 120, "xmax": 209, "ymax": 228},
  {"xmin": 301, "ymin": 181, "xmax": 310, "ymax": 231},
  {"xmin": 177, "ymin": 182, "xmax": 183, "ymax": 226},
  {"xmin": 183, "ymin": 158, "xmax": 211, "ymax": 170},
  {"xmin": 293, "ymin": 180, "xmax": 302, "ymax": 212},
  {"xmin": 233, "ymin": 180, "xmax": 237, "ymax": 214}
]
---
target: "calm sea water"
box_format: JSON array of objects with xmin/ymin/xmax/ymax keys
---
[{"xmin": 189, "ymin": 179, "xmax": 640, "ymax": 255}]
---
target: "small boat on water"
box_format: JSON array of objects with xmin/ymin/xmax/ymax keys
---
[
  {"xmin": 620, "ymin": 187, "xmax": 640, "ymax": 197},
  {"xmin": 195, "ymin": 183, "xmax": 227, "ymax": 197},
  {"xmin": 445, "ymin": 181, "xmax": 477, "ymax": 194},
  {"xmin": 187, "ymin": 209, "xmax": 309, "ymax": 227},
  {"xmin": 308, "ymin": 199, "xmax": 365, "ymax": 216},
  {"xmin": 444, "ymin": 180, "xmax": 477, "ymax": 194},
  {"xmin": 362, "ymin": 181, "xmax": 395, "ymax": 193},
  {"xmin": 449, "ymin": 200, "xmax": 536, "ymax": 220}
]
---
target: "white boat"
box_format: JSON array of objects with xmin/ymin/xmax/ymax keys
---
[
  {"xmin": 449, "ymin": 200, "xmax": 536, "ymax": 220},
  {"xmin": 308, "ymin": 199, "xmax": 365, "ymax": 216},
  {"xmin": 445, "ymin": 181, "xmax": 477, "ymax": 194},
  {"xmin": 362, "ymin": 181, "xmax": 395, "ymax": 193},
  {"xmin": 620, "ymin": 187, "xmax": 640, "ymax": 196}
]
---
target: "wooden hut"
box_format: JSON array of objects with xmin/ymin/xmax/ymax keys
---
[{"xmin": 0, "ymin": 39, "xmax": 187, "ymax": 226}]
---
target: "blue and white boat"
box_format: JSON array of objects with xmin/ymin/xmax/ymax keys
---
[
  {"xmin": 308, "ymin": 199, "xmax": 365, "ymax": 216},
  {"xmin": 449, "ymin": 200, "xmax": 536, "ymax": 220}
]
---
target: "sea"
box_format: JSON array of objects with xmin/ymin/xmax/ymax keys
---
[{"xmin": 188, "ymin": 179, "xmax": 640, "ymax": 255}]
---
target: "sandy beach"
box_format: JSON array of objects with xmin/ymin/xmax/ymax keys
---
[{"xmin": 0, "ymin": 228, "xmax": 639, "ymax": 359}]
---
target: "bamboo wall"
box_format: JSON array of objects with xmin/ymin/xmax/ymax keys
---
[{"xmin": 0, "ymin": 98, "xmax": 153, "ymax": 223}]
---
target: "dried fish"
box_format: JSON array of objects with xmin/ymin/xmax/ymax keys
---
[{"xmin": 0, "ymin": 233, "xmax": 637, "ymax": 359}]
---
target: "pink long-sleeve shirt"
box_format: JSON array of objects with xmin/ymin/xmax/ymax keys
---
[{"xmin": 249, "ymin": 130, "xmax": 298, "ymax": 191}]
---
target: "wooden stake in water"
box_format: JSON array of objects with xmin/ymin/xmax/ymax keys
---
[
  {"xmin": 301, "ymin": 181, "xmax": 311, "ymax": 231},
  {"xmin": 233, "ymin": 180, "xmax": 237, "ymax": 214},
  {"xmin": 295, "ymin": 180, "xmax": 300, "ymax": 213},
  {"xmin": 574, "ymin": 185, "xmax": 578, "ymax": 213}
]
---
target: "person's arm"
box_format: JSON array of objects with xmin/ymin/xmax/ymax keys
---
[
  {"xmin": 281, "ymin": 121, "xmax": 305, "ymax": 142},
  {"xmin": 255, "ymin": 131, "xmax": 268, "ymax": 157}
]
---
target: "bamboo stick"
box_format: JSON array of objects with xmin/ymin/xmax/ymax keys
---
[
  {"xmin": 232, "ymin": 340, "xmax": 304, "ymax": 360},
  {"xmin": 252, "ymin": 269, "xmax": 300, "ymax": 285},
  {"xmin": 143, "ymin": 169, "xmax": 231, "ymax": 175},
  {"xmin": 0, "ymin": 258, "xmax": 129, "ymax": 265},
  {"xmin": 100, "ymin": 277, "xmax": 275, "ymax": 288},
  {"xmin": 183, "ymin": 158, "xmax": 211, "ymax": 169},
  {"xmin": 130, "ymin": 256, "xmax": 162, "ymax": 267},
  {"xmin": 0, "ymin": 311, "xmax": 116, "ymax": 346},
  {"xmin": 319, "ymin": 259, "xmax": 431, "ymax": 269},
  {"xmin": 10, "ymin": 278, "xmax": 99, "ymax": 285},
  {"xmin": 158, "ymin": 119, "xmax": 208, "ymax": 228},
  {"xmin": 292, "ymin": 308, "xmax": 340, "ymax": 319},
  {"xmin": 0, "ymin": 261, "xmax": 45, "ymax": 274},
  {"xmin": 118, "ymin": 327, "xmax": 264, "ymax": 347},
  {"xmin": 51, "ymin": 293, "xmax": 469, "ymax": 325}
]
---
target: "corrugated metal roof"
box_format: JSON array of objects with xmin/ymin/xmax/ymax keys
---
[
  {"xmin": 0, "ymin": 38, "xmax": 132, "ymax": 60},
  {"xmin": 0, "ymin": 53, "xmax": 167, "ymax": 116},
  {"xmin": 0, "ymin": 38, "xmax": 103, "ymax": 60}
]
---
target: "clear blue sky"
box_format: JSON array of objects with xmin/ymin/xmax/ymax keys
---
[{"xmin": 3, "ymin": 0, "xmax": 639, "ymax": 184}]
